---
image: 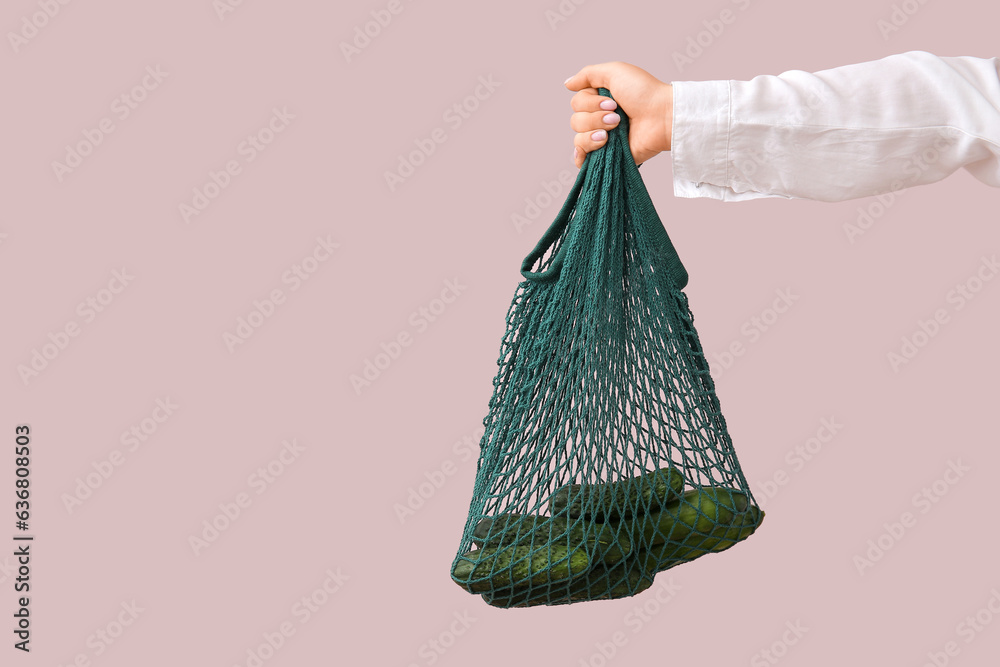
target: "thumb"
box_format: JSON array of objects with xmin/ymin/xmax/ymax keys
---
[{"xmin": 564, "ymin": 63, "xmax": 618, "ymax": 92}]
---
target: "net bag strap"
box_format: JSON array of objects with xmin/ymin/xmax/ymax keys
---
[{"xmin": 519, "ymin": 87, "xmax": 688, "ymax": 290}]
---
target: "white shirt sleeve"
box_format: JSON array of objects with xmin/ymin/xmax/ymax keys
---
[{"xmin": 668, "ymin": 50, "xmax": 1000, "ymax": 202}]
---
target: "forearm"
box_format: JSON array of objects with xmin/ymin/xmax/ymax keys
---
[{"xmin": 668, "ymin": 50, "xmax": 1000, "ymax": 202}]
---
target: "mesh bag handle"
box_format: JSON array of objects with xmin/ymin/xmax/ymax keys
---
[{"xmin": 520, "ymin": 88, "xmax": 688, "ymax": 290}]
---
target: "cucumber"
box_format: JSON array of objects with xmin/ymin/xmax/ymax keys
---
[
  {"xmin": 633, "ymin": 486, "xmax": 750, "ymax": 549},
  {"xmin": 472, "ymin": 513, "xmax": 631, "ymax": 566},
  {"xmin": 451, "ymin": 542, "xmax": 590, "ymax": 594},
  {"xmin": 548, "ymin": 467, "xmax": 685, "ymax": 521},
  {"xmin": 472, "ymin": 514, "xmax": 551, "ymax": 548},
  {"xmin": 581, "ymin": 565, "xmax": 654, "ymax": 602},
  {"xmin": 482, "ymin": 560, "xmax": 653, "ymax": 608},
  {"xmin": 596, "ymin": 526, "xmax": 632, "ymax": 566},
  {"xmin": 637, "ymin": 504, "xmax": 764, "ymax": 572},
  {"xmin": 669, "ymin": 505, "xmax": 764, "ymax": 562}
]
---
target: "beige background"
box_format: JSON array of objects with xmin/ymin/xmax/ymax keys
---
[{"xmin": 2, "ymin": 0, "xmax": 999, "ymax": 665}]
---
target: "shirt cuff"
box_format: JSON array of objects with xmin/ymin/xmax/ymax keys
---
[{"xmin": 669, "ymin": 79, "xmax": 800, "ymax": 201}]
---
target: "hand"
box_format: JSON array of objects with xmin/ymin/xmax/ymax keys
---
[{"xmin": 564, "ymin": 62, "xmax": 673, "ymax": 169}]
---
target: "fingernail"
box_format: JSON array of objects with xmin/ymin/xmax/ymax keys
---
[
  {"xmin": 574, "ymin": 147, "xmax": 579, "ymax": 159},
  {"xmin": 591, "ymin": 130, "xmax": 607, "ymax": 141},
  {"xmin": 564, "ymin": 76, "xmax": 572, "ymax": 84},
  {"xmin": 600, "ymin": 99, "xmax": 617, "ymax": 111},
  {"xmin": 602, "ymin": 113, "xmax": 620, "ymax": 124}
]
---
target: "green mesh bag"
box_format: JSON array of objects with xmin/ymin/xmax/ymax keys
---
[{"xmin": 450, "ymin": 89, "xmax": 764, "ymax": 608}]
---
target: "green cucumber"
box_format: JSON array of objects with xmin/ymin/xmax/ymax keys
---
[
  {"xmin": 637, "ymin": 504, "xmax": 764, "ymax": 572},
  {"xmin": 548, "ymin": 467, "xmax": 685, "ymax": 521},
  {"xmin": 482, "ymin": 560, "xmax": 653, "ymax": 608},
  {"xmin": 451, "ymin": 542, "xmax": 590, "ymax": 593},
  {"xmin": 670, "ymin": 505, "xmax": 764, "ymax": 562},
  {"xmin": 472, "ymin": 514, "xmax": 551, "ymax": 548},
  {"xmin": 472, "ymin": 514, "xmax": 631, "ymax": 566},
  {"xmin": 633, "ymin": 487, "xmax": 750, "ymax": 549}
]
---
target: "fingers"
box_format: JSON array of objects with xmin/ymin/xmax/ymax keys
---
[
  {"xmin": 570, "ymin": 88, "xmax": 617, "ymax": 113},
  {"xmin": 570, "ymin": 105, "xmax": 621, "ymax": 169},
  {"xmin": 564, "ymin": 62, "xmax": 620, "ymax": 93},
  {"xmin": 565, "ymin": 63, "xmax": 627, "ymax": 169},
  {"xmin": 570, "ymin": 107, "xmax": 621, "ymax": 134},
  {"xmin": 573, "ymin": 128, "xmax": 609, "ymax": 169},
  {"xmin": 568, "ymin": 90, "xmax": 620, "ymax": 169}
]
